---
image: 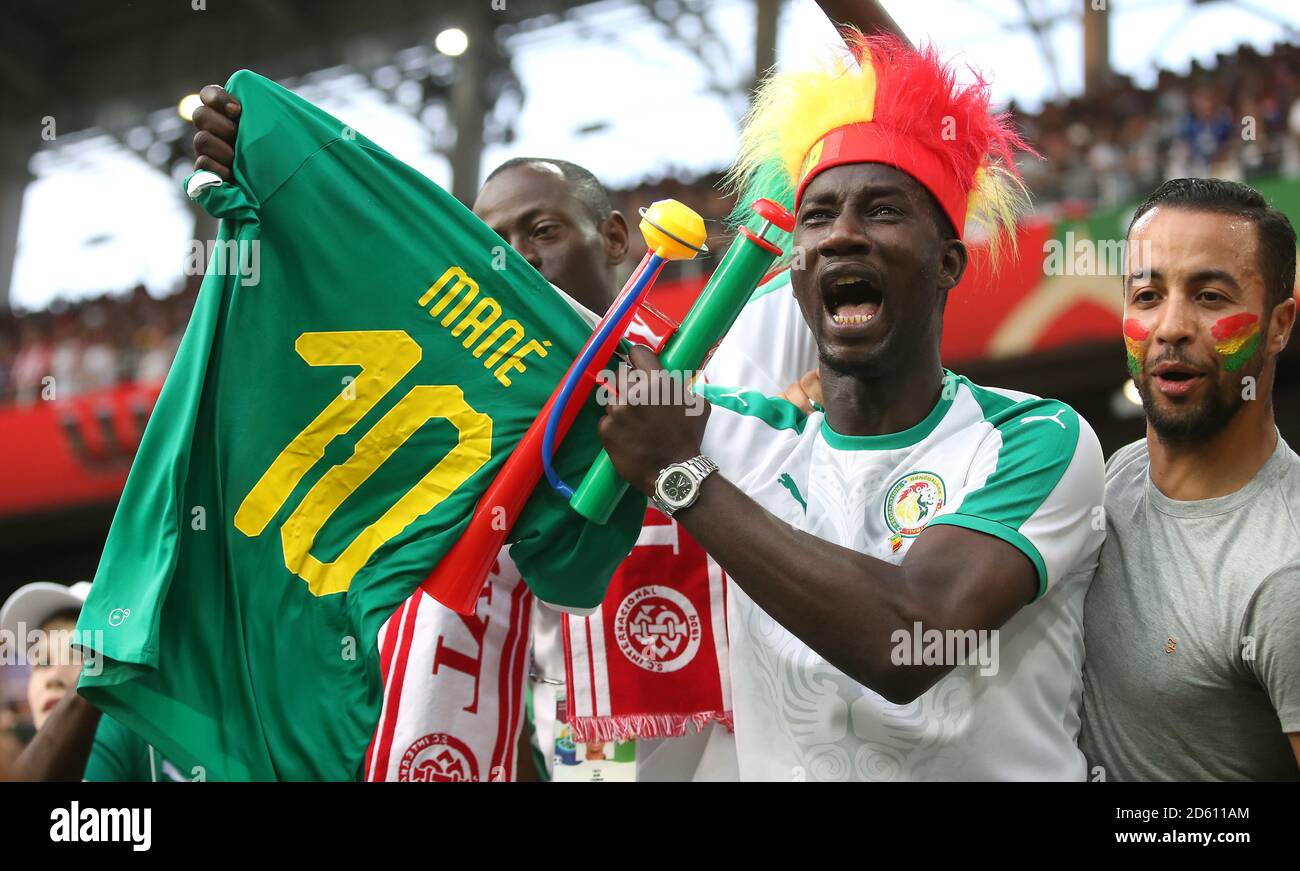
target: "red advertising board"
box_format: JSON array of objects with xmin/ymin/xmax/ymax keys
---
[{"xmin": 0, "ymin": 382, "xmax": 162, "ymax": 519}]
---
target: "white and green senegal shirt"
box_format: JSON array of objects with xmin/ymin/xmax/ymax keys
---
[{"xmin": 696, "ymin": 371, "xmax": 1105, "ymax": 781}]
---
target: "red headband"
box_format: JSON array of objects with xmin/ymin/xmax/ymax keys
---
[{"xmin": 794, "ymin": 123, "xmax": 969, "ymax": 239}]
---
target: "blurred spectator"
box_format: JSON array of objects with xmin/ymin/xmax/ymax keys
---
[
  {"xmin": 1015, "ymin": 40, "xmax": 1300, "ymax": 209},
  {"xmin": 0, "ymin": 582, "xmax": 186, "ymax": 781},
  {"xmin": 0, "ymin": 664, "xmax": 32, "ymax": 776},
  {"xmin": 10, "ymin": 316, "xmax": 52, "ymax": 405},
  {"xmin": 0, "ymin": 282, "xmax": 195, "ymax": 406}
]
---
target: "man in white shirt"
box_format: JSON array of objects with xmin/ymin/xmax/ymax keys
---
[{"xmin": 594, "ymin": 30, "xmax": 1106, "ymax": 780}]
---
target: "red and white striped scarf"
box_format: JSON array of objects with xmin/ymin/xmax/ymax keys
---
[
  {"xmin": 364, "ymin": 552, "xmax": 533, "ymax": 782},
  {"xmin": 364, "ymin": 512, "xmax": 734, "ymax": 779},
  {"xmin": 561, "ymin": 507, "xmax": 732, "ymax": 742}
]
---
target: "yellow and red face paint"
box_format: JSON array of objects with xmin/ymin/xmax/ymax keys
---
[
  {"xmin": 1211, "ymin": 313, "xmax": 1261, "ymax": 372},
  {"xmin": 1126, "ymin": 314, "xmax": 1261, "ymax": 376},
  {"xmin": 1123, "ymin": 319, "xmax": 1148, "ymax": 378}
]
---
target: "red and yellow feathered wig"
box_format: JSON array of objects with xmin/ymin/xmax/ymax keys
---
[{"xmin": 727, "ymin": 29, "xmax": 1035, "ymax": 266}]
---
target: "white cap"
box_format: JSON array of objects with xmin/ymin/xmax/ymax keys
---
[{"xmin": 0, "ymin": 581, "xmax": 92, "ymax": 642}]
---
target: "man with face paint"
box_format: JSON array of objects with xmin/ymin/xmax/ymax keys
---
[
  {"xmin": 596, "ymin": 31, "xmax": 1108, "ymax": 781},
  {"xmin": 1080, "ymin": 178, "xmax": 1300, "ymax": 780}
]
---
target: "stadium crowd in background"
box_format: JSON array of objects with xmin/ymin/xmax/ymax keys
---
[
  {"xmin": 0, "ymin": 279, "xmax": 198, "ymax": 405},
  {"xmin": 1018, "ymin": 41, "xmax": 1300, "ymax": 208},
  {"xmin": 2, "ymin": 40, "xmax": 1299, "ymax": 407}
]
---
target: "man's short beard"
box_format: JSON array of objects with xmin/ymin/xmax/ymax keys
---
[
  {"xmin": 818, "ymin": 347, "xmax": 886, "ymax": 380},
  {"xmin": 813, "ymin": 318, "xmax": 927, "ymax": 381},
  {"xmin": 817, "ymin": 335, "xmax": 917, "ymax": 383},
  {"xmin": 1140, "ymin": 382, "xmax": 1241, "ymax": 443},
  {"xmin": 1137, "ymin": 357, "xmax": 1252, "ymax": 444}
]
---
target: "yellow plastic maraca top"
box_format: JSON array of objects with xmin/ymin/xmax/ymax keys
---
[{"xmin": 639, "ymin": 199, "xmax": 708, "ymax": 261}]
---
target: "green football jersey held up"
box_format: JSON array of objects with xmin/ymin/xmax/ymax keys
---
[{"xmin": 76, "ymin": 70, "xmax": 645, "ymax": 781}]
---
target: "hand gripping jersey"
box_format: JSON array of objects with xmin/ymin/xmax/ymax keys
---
[
  {"xmin": 697, "ymin": 371, "xmax": 1106, "ymax": 781},
  {"xmin": 75, "ymin": 71, "xmax": 644, "ymax": 781}
]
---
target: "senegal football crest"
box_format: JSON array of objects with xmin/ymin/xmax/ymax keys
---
[{"xmin": 884, "ymin": 471, "xmax": 946, "ymax": 539}]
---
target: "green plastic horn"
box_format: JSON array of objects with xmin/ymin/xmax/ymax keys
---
[{"xmin": 568, "ymin": 197, "xmax": 794, "ymax": 524}]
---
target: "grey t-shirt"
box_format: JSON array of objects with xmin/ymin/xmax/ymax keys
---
[{"xmin": 1080, "ymin": 434, "xmax": 1300, "ymax": 781}]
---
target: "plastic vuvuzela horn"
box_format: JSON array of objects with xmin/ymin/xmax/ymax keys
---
[{"xmin": 567, "ymin": 197, "xmax": 794, "ymax": 525}]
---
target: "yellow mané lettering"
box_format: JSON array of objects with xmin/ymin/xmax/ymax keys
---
[
  {"xmin": 475, "ymin": 319, "xmax": 526, "ymax": 368},
  {"xmin": 419, "ymin": 266, "xmax": 479, "ymax": 326},
  {"xmin": 451, "ymin": 297, "xmax": 503, "ymax": 350},
  {"xmin": 494, "ymin": 339, "xmax": 550, "ymax": 387}
]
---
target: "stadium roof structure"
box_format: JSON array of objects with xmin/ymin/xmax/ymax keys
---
[
  {"xmin": 0, "ymin": 0, "xmax": 621, "ymax": 190},
  {"xmin": 0, "ymin": 0, "xmax": 789, "ymax": 310},
  {"xmin": 3, "ymin": 1, "xmax": 603, "ymax": 124}
]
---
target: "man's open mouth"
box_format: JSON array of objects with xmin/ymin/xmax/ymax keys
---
[
  {"xmin": 1152, "ymin": 362, "xmax": 1202, "ymax": 380},
  {"xmin": 1150, "ymin": 361, "xmax": 1206, "ymax": 396},
  {"xmin": 821, "ymin": 268, "xmax": 883, "ymax": 327}
]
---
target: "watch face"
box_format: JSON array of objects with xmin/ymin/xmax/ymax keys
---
[{"xmin": 661, "ymin": 469, "xmax": 694, "ymax": 505}]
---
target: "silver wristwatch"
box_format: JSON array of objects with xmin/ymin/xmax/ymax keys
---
[{"xmin": 651, "ymin": 455, "xmax": 718, "ymax": 517}]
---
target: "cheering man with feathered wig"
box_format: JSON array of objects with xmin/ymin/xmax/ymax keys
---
[{"xmin": 594, "ymin": 30, "xmax": 1107, "ymax": 781}]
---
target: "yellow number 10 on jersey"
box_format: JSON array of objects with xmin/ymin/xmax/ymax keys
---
[{"xmin": 233, "ymin": 330, "xmax": 492, "ymax": 596}]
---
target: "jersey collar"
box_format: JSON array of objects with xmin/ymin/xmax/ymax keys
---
[{"xmin": 818, "ymin": 372, "xmax": 957, "ymax": 451}]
